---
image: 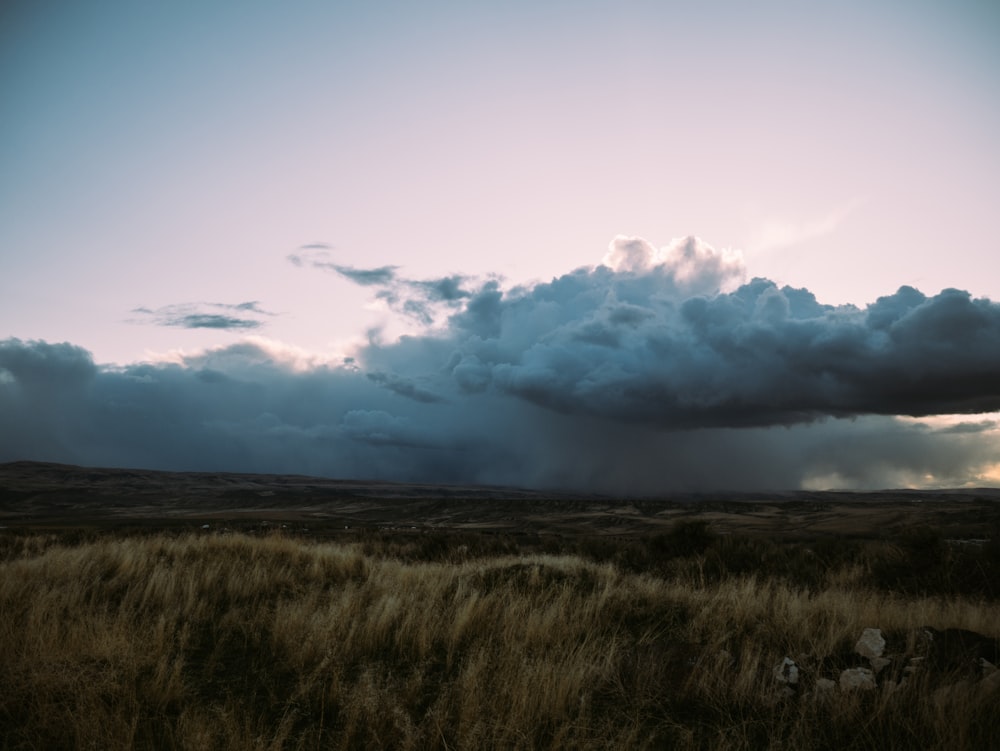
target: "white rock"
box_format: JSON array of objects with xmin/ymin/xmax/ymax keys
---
[
  {"xmin": 774, "ymin": 657, "xmax": 799, "ymax": 685},
  {"xmin": 840, "ymin": 667, "xmax": 876, "ymax": 692},
  {"xmin": 855, "ymin": 628, "xmax": 886, "ymax": 659}
]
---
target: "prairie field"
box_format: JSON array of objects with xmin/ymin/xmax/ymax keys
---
[{"xmin": 2, "ymin": 520, "xmax": 999, "ymax": 750}]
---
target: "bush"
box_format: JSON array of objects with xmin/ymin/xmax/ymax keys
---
[{"xmin": 650, "ymin": 519, "xmax": 716, "ymax": 559}]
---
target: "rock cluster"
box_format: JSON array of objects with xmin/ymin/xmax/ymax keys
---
[{"xmin": 767, "ymin": 626, "xmax": 999, "ymax": 703}]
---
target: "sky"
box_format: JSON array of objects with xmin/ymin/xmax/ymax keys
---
[{"xmin": 2, "ymin": 0, "xmax": 1000, "ymax": 493}]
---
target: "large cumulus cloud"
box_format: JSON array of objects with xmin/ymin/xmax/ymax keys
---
[
  {"xmin": 450, "ymin": 275, "xmax": 1000, "ymax": 428},
  {"xmin": 3, "ymin": 235, "xmax": 1000, "ymax": 493}
]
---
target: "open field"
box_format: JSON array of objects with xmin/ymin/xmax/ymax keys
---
[
  {"xmin": 4, "ymin": 461, "xmax": 1000, "ymax": 541},
  {"xmin": 2, "ymin": 462, "xmax": 1000, "ymax": 750}
]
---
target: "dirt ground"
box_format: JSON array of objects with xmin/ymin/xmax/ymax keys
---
[{"xmin": 2, "ymin": 460, "xmax": 999, "ymax": 542}]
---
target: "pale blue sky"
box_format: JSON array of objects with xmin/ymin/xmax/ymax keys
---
[
  {"xmin": 3, "ymin": 0, "xmax": 999, "ymax": 363},
  {"xmin": 2, "ymin": 1, "xmax": 1000, "ymax": 490}
]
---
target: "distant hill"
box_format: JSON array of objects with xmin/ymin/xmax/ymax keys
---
[{"xmin": 2, "ymin": 460, "xmax": 999, "ymax": 539}]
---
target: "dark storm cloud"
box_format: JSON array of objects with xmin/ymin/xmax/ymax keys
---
[
  {"xmin": 0, "ymin": 338, "xmax": 485, "ymax": 486},
  {"xmin": 131, "ymin": 302, "xmax": 275, "ymax": 331},
  {"xmin": 1, "ymin": 334, "xmax": 996, "ymax": 493},
  {"xmin": 439, "ymin": 274, "xmax": 1000, "ymax": 428},
  {"xmin": 340, "ymin": 410, "xmax": 443, "ymax": 449},
  {"xmin": 934, "ymin": 419, "xmax": 999, "ymax": 435},
  {"xmin": 0, "ymin": 338, "xmax": 96, "ymax": 384},
  {"xmin": 5, "ymin": 236, "xmax": 1000, "ymax": 492},
  {"xmin": 0, "ymin": 339, "xmax": 99, "ymax": 460},
  {"xmin": 366, "ymin": 371, "xmax": 446, "ymax": 403}
]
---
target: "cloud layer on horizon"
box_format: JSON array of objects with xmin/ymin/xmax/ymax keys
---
[{"xmin": 4, "ymin": 235, "xmax": 1000, "ymax": 493}]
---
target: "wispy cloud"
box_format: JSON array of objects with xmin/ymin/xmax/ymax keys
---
[
  {"xmin": 287, "ymin": 245, "xmax": 333, "ymax": 268},
  {"xmin": 130, "ymin": 302, "xmax": 276, "ymax": 331},
  {"xmin": 750, "ymin": 197, "xmax": 866, "ymax": 253},
  {"xmin": 290, "ymin": 245, "xmax": 475, "ymax": 326},
  {"xmin": 286, "ymin": 246, "xmax": 399, "ymax": 286},
  {"xmin": 331, "ymin": 264, "xmax": 399, "ymax": 286}
]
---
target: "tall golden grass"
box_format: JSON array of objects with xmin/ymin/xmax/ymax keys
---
[{"xmin": 1, "ymin": 529, "xmax": 998, "ymax": 750}]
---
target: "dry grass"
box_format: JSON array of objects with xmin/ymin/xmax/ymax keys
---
[{"xmin": 1, "ymin": 529, "xmax": 998, "ymax": 750}]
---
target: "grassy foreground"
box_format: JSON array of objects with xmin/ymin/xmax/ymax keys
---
[{"xmin": 1, "ymin": 526, "xmax": 998, "ymax": 750}]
